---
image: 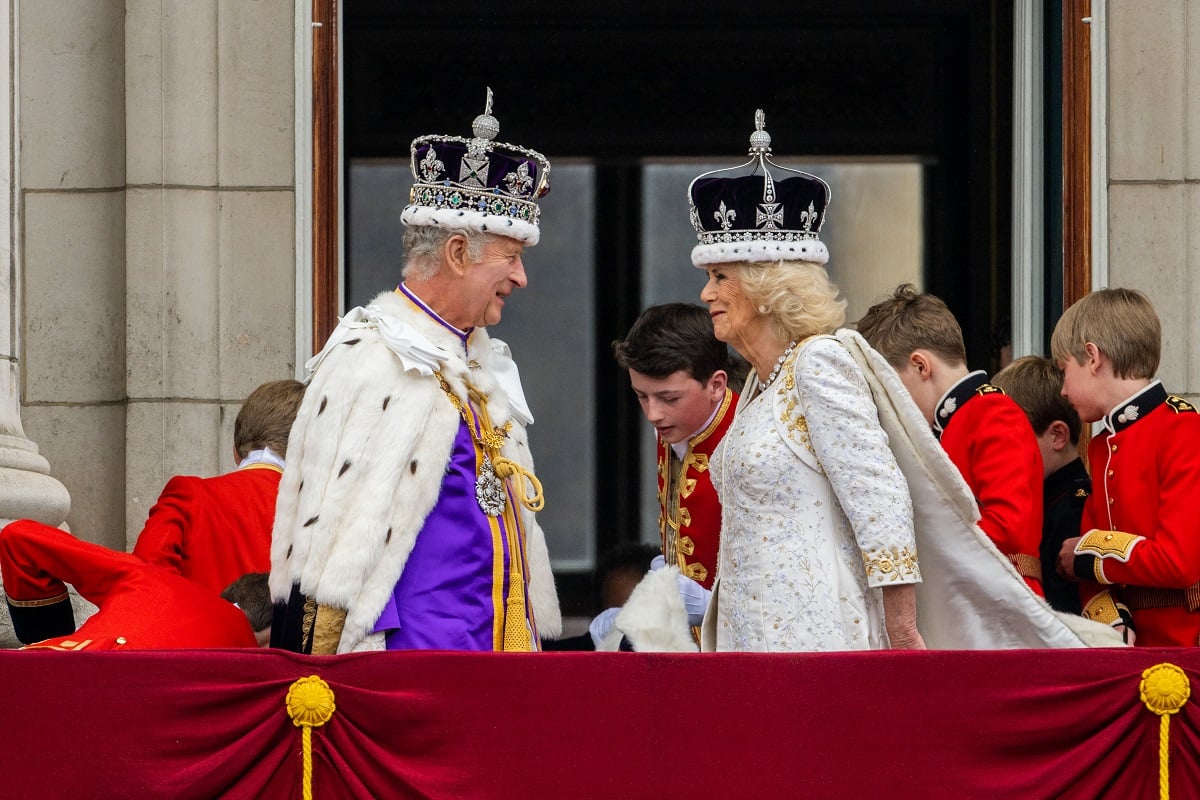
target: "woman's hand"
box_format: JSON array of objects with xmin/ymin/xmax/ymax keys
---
[
  {"xmin": 881, "ymin": 583, "xmax": 927, "ymax": 650},
  {"xmin": 887, "ymin": 625, "xmax": 927, "ymax": 650}
]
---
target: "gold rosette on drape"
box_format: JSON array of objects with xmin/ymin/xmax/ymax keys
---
[
  {"xmin": 286, "ymin": 675, "xmax": 337, "ymax": 800},
  {"xmin": 1139, "ymin": 663, "xmax": 1190, "ymax": 800}
]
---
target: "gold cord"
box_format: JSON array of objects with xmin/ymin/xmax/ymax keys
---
[{"xmin": 437, "ymin": 373, "xmax": 544, "ymax": 513}]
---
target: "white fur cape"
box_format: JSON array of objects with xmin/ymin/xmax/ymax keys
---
[
  {"xmin": 268, "ymin": 290, "xmax": 561, "ymax": 652},
  {"xmin": 612, "ymin": 330, "xmax": 1120, "ymax": 652}
]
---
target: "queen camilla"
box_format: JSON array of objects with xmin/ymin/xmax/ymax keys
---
[{"xmin": 691, "ymin": 112, "xmax": 924, "ymax": 652}]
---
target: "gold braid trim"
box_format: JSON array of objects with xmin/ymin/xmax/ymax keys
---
[
  {"xmin": 1081, "ymin": 591, "xmax": 1124, "ymax": 626},
  {"xmin": 6, "ymin": 591, "xmax": 69, "ymax": 608},
  {"xmin": 1077, "ymin": 529, "xmax": 1143, "ymax": 562},
  {"xmin": 1007, "ymin": 553, "xmax": 1043, "ymax": 582},
  {"xmin": 310, "ymin": 604, "xmax": 347, "ymax": 656}
]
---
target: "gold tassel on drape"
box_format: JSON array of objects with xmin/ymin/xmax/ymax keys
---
[
  {"xmin": 286, "ymin": 675, "xmax": 337, "ymax": 800},
  {"xmin": 1139, "ymin": 662, "xmax": 1190, "ymax": 800}
]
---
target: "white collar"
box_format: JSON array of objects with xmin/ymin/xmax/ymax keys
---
[{"xmin": 238, "ymin": 447, "xmax": 286, "ymax": 471}]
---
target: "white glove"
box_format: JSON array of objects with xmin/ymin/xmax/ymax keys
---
[
  {"xmin": 675, "ymin": 574, "xmax": 712, "ymax": 626},
  {"xmin": 588, "ymin": 606, "xmax": 622, "ymax": 648},
  {"xmin": 650, "ymin": 554, "xmax": 711, "ymax": 626}
]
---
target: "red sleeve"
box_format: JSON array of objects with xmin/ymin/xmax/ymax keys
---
[
  {"xmin": 0, "ymin": 520, "xmax": 139, "ymax": 605},
  {"xmin": 1096, "ymin": 417, "xmax": 1200, "ymax": 588},
  {"xmin": 131, "ymin": 476, "xmax": 199, "ymax": 575},
  {"xmin": 945, "ymin": 398, "xmax": 1042, "ymax": 557}
]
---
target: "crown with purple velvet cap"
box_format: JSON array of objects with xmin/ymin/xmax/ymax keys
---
[
  {"xmin": 402, "ymin": 88, "xmax": 551, "ymax": 245},
  {"xmin": 687, "ymin": 110, "xmax": 830, "ymax": 267}
]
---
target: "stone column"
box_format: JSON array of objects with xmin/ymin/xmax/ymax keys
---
[
  {"xmin": 0, "ymin": 1, "xmax": 75, "ymax": 648},
  {"xmin": 0, "ymin": 3, "xmax": 70, "ymax": 528}
]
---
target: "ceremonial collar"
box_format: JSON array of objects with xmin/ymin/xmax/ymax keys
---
[
  {"xmin": 397, "ymin": 283, "xmax": 472, "ymax": 347},
  {"xmin": 1102, "ymin": 379, "xmax": 1164, "ymax": 435},
  {"xmin": 932, "ymin": 370, "xmax": 990, "ymax": 438}
]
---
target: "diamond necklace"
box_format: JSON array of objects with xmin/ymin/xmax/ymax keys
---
[{"xmin": 760, "ymin": 340, "xmax": 799, "ymax": 389}]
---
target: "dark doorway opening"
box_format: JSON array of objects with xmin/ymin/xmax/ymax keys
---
[{"xmin": 342, "ymin": 0, "xmax": 1015, "ymax": 614}]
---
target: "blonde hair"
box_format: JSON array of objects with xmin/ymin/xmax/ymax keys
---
[
  {"xmin": 1049, "ymin": 288, "xmax": 1160, "ymax": 379},
  {"xmin": 735, "ymin": 260, "xmax": 847, "ymax": 341}
]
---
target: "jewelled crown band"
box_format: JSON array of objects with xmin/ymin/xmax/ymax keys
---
[
  {"xmin": 402, "ymin": 88, "xmax": 551, "ymax": 246},
  {"xmin": 688, "ymin": 110, "xmax": 830, "ymax": 267}
]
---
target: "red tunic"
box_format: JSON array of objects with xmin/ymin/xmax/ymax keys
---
[
  {"xmin": 132, "ymin": 464, "xmax": 281, "ymax": 594},
  {"xmin": 1, "ymin": 520, "xmax": 257, "ymax": 650},
  {"xmin": 657, "ymin": 389, "xmax": 737, "ymax": 590},
  {"xmin": 934, "ymin": 371, "xmax": 1045, "ymax": 596},
  {"xmin": 1074, "ymin": 383, "xmax": 1200, "ymax": 647}
]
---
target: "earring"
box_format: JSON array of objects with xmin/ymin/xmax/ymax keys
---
[{"xmin": 757, "ymin": 304, "xmax": 769, "ymax": 315}]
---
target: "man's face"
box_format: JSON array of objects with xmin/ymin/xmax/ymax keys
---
[
  {"xmin": 462, "ymin": 236, "xmax": 527, "ymax": 328},
  {"xmin": 629, "ymin": 368, "xmax": 724, "ymax": 444}
]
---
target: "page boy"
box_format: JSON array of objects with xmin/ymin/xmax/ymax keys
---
[
  {"xmin": 857, "ymin": 284, "xmax": 1045, "ymax": 596},
  {"xmin": 1052, "ymin": 288, "xmax": 1200, "ymax": 647}
]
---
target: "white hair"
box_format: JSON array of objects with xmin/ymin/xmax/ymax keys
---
[{"xmin": 401, "ymin": 226, "xmax": 497, "ymax": 281}]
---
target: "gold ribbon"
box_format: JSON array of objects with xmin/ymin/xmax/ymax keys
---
[
  {"xmin": 286, "ymin": 675, "xmax": 337, "ymax": 800},
  {"xmin": 1140, "ymin": 663, "xmax": 1190, "ymax": 800}
]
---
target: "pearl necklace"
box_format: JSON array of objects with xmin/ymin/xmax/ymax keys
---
[{"xmin": 760, "ymin": 340, "xmax": 799, "ymax": 389}]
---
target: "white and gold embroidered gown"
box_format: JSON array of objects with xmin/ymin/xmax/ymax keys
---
[{"xmin": 705, "ymin": 335, "xmax": 921, "ymax": 652}]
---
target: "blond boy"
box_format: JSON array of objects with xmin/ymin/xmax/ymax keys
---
[{"xmin": 1052, "ymin": 288, "xmax": 1200, "ymax": 647}]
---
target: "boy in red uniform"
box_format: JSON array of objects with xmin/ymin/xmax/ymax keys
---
[
  {"xmin": 613, "ymin": 303, "xmax": 741, "ymax": 593},
  {"xmin": 1053, "ymin": 288, "xmax": 1200, "ymax": 647},
  {"xmin": 592, "ymin": 303, "xmax": 742, "ymax": 645},
  {"xmin": 857, "ymin": 284, "xmax": 1045, "ymax": 596},
  {"xmin": 1, "ymin": 521, "xmax": 271, "ymax": 650},
  {"xmin": 132, "ymin": 379, "xmax": 304, "ymax": 593}
]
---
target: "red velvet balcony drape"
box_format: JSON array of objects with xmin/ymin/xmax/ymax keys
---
[{"xmin": 2, "ymin": 647, "xmax": 1198, "ymax": 799}]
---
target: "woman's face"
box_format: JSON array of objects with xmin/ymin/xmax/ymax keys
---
[{"xmin": 700, "ymin": 263, "xmax": 757, "ymax": 348}]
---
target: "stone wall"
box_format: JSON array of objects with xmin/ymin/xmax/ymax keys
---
[
  {"xmin": 1104, "ymin": 1, "xmax": 1200, "ymax": 397},
  {"xmin": 17, "ymin": 1, "xmax": 299, "ymax": 552}
]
